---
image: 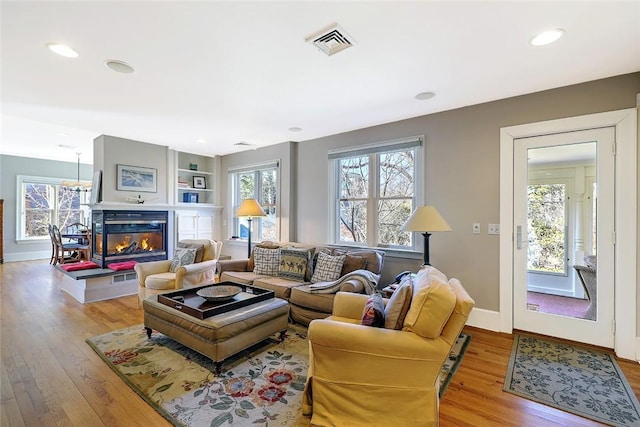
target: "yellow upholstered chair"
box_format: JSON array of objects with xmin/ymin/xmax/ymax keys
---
[
  {"xmin": 302, "ymin": 266, "xmax": 475, "ymax": 427},
  {"xmin": 134, "ymin": 239, "xmax": 223, "ymax": 307}
]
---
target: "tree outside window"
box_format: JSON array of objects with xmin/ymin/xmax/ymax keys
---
[
  {"xmin": 232, "ymin": 165, "xmax": 278, "ymax": 241},
  {"xmin": 19, "ymin": 176, "xmax": 90, "ymax": 240},
  {"xmin": 336, "ymin": 144, "xmax": 418, "ymax": 248},
  {"xmin": 527, "ymin": 183, "xmax": 567, "ymax": 274}
]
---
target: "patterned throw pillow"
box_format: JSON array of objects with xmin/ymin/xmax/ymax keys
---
[
  {"xmin": 361, "ymin": 293, "xmax": 385, "ymax": 327},
  {"xmin": 177, "ymin": 242, "xmax": 205, "ymax": 263},
  {"xmin": 169, "ymin": 248, "xmax": 198, "ymax": 273},
  {"xmin": 384, "ymin": 274, "xmax": 414, "ymax": 330},
  {"xmin": 278, "ymin": 248, "xmax": 310, "ymax": 282},
  {"xmin": 310, "ymin": 252, "xmax": 346, "ymax": 283},
  {"xmin": 253, "ymin": 247, "xmax": 281, "ymax": 276}
]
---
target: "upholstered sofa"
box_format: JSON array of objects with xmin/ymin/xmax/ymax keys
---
[
  {"xmin": 217, "ymin": 241, "xmax": 385, "ymax": 325},
  {"xmin": 302, "ymin": 266, "xmax": 475, "ymax": 426}
]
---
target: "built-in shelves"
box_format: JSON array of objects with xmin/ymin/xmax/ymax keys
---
[{"xmin": 174, "ymin": 151, "xmax": 218, "ymax": 206}]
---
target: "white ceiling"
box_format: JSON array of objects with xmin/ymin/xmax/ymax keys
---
[{"xmin": 1, "ymin": 1, "xmax": 639, "ymax": 164}]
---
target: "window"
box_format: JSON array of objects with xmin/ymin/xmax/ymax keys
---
[
  {"xmin": 527, "ymin": 182, "xmax": 568, "ymax": 275},
  {"xmin": 17, "ymin": 175, "xmax": 91, "ymax": 241},
  {"xmin": 329, "ymin": 137, "xmax": 422, "ymax": 249},
  {"xmin": 229, "ymin": 162, "xmax": 279, "ymax": 241}
]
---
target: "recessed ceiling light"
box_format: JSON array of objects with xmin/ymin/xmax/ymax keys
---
[
  {"xmin": 105, "ymin": 60, "xmax": 135, "ymax": 74},
  {"xmin": 46, "ymin": 43, "xmax": 79, "ymax": 58},
  {"xmin": 415, "ymin": 92, "xmax": 436, "ymax": 101},
  {"xmin": 56, "ymin": 133, "xmax": 68, "ymax": 137},
  {"xmin": 530, "ymin": 29, "xmax": 565, "ymax": 46},
  {"xmin": 196, "ymin": 138, "xmax": 206, "ymax": 144},
  {"xmin": 58, "ymin": 144, "xmax": 76, "ymax": 150},
  {"xmin": 288, "ymin": 127, "xmax": 302, "ymax": 132}
]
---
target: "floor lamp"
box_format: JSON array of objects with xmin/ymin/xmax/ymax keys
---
[
  {"xmin": 236, "ymin": 199, "xmax": 267, "ymax": 258},
  {"xmin": 401, "ymin": 206, "xmax": 452, "ymax": 266}
]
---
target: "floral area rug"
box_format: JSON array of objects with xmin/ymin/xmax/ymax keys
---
[
  {"xmin": 87, "ymin": 325, "xmax": 470, "ymax": 426},
  {"xmin": 87, "ymin": 325, "xmax": 310, "ymax": 426},
  {"xmin": 504, "ymin": 333, "xmax": 640, "ymax": 426}
]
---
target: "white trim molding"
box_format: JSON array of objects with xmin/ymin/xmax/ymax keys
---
[{"xmin": 499, "ymin": 108, "xmax": 637, "ymax": 360}]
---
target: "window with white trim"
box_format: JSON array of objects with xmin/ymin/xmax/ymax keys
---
[
  {"xmin": 229, "ymin": 162, "xmax": 279, "ymax": 241},
  {"xmin": 329, "ymin": 137, "xmax": 423, "ymax": 249},
  {"xmin": 17, "ymin": 175, "xmax": 91, "ymax": 241}
]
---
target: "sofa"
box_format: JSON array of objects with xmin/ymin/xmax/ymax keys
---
[
  {"xmin": 217, "ymin": 241, "xmax": 385, "ymax": 325},
  {"xmin": 302, "ymin": 267, "xmax": 475, "ymax": 426}
]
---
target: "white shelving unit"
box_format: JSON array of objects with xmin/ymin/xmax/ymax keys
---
[{"xmin": 174, "ymin": 151, "xmax": 218, "ymax": 206}]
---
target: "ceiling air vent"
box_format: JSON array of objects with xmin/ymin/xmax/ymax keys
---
[{"xmin": 305, "ymin": 23, "xmax": 355, "ymax": 56}]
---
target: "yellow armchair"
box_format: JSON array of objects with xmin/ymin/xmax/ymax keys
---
[
  {"xmin": 302, "ymin": 268, "xmax": 475, "ymax": 426},
  {"xmin": 135, "ymin": 239, "xmax": 223, "ymax": 307}
]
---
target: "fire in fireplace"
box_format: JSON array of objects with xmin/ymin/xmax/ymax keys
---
[{"xmin": 92, "ymin": 210, "xmax": 168, "ymax": 268}]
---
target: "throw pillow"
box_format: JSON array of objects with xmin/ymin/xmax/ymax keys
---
[
  {"xmin": 384, "ymin": 274, "xmax": 414, "ymax": 330},
  {"xmin": 177, "ymin": 242, "xmax": 205, "ymax": 263},
  {"xmin": 340, "ymin": 255, "xmax": 368, "ymax": 276},
  {"xmin": 279, "ymin": 248, "xmax": 310, "ymax": 282},
  {"xmin": 310, "ymin": 252, "xmax": 346, "ymax": 283},
  {"xmin": 361, "ymin": 293, "xmax": 385, "ymax": 327},
  {"xmin": 247, "ymin": 241, "xmax": 282, "ymax": 270},
  {"xmin": 253, "ymin": 247, "xmax": 281, "ymax": 276},
  {"xmin": 169, "ymin": 247, "xmax": 198, "ymax": 273},
  {"xmin": 403, "ymin": 266, "xmax": 456, "ymax": 339}
]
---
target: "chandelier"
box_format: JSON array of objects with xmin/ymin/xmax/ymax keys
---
[{"xmin": 62, "ymin": 152, "xmax": 92, "ymax": 193}]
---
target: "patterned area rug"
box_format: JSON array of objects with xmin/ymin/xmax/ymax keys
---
[
  {"xmin": 87, "ymin": 325, "xmax": 470, "ymax": 426},
  {"xmin": 504, "ymin": 333, "xmax": 640, "ymax": 426}
]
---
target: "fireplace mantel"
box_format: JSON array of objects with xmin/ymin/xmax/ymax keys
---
[
  {"xmin": 91, "ymin": 202, "xmax": 223, "ymax": 212},
  {"xmin": 90, "ymin": 202, "xmax": 173, "ymax": 211}
]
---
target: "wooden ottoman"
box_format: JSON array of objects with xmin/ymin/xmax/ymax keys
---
[{"xmin": 142, "ymin": 286, "xmax": 289, "ymax": 372}]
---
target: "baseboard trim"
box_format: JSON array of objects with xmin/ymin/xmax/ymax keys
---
[{"xmin": 466, "ymin": 307, "xmax": 501, "ymax": 332}]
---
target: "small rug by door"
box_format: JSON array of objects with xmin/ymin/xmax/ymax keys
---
[
  {"xmin": 504, "ymin": 333, "xmax": 640, "ymax": 426},
  {"xmin": 87, "ymin": 325, "xmax": 470, "ymax": 426}
]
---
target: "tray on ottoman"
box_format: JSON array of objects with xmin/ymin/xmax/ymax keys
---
[{"xmin": 157, "ymin": 282, "xmax": 274, "ymax": 319}]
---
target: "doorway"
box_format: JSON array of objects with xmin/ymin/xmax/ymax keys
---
[
  {"xmin": 513, "ymin": 128, "xmax": 614, "ymax": 347},
  {"xmin": 499, "ymin": 108, "xmax": 637, "ymax": 359}
]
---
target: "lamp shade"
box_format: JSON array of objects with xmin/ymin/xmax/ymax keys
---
[
  {"xmin": 236, "ymin": 199, "xmax": 267, "ymax": 218},
  {"xmin": 401, "ymin": 206, "xmax": 452, "ymax": 232}
]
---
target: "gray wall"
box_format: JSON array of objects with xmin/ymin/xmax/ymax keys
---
[
  {"xmin": 221, "ymin": 72, "xmax": 640, "ymax": 312},
  {"xmin": 94, "ymin": 135, "xmax": 170, "ymax": 204},
  {"xmin": 0, "ymin": 155, "xmax": 93, "ymax": 261}
]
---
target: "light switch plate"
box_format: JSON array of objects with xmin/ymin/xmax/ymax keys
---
[
  {"xmin": 488, "ymin": 224, "xmax": 500, "ymax": 235},
  {"xmin": 472, "ymin": 223, "xmax": 481, "ymax": 234}
]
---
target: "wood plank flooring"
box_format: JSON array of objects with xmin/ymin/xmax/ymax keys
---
[{"xmin": 2, "ymin": 260, "xmax": 639, "ymax": 426}]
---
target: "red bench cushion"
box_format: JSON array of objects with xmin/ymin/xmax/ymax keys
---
[
  {"xmin": 60, "ymin": 261, "xmax": 99, "ymax": 272},
  {"xmin": 107, "ymin": 261, "xmax": 138, "ymax": 271}
]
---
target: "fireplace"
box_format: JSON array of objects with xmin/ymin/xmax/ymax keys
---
[{"xmin": 92, "ymin": 210, "xmax": 168, "ymax": 268}]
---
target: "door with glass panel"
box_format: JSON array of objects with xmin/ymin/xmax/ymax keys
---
[{"xmin": 513, "ymin": 127, "xmax": 614, "ymax": 348}]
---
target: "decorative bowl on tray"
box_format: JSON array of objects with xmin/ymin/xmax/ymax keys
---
[{"xmin": 196, "ymin": 285, "xmax": 243, "ymax": 302}]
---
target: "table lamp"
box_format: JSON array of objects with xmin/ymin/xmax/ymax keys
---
[
  {"xmin": 236, "ymin": 199, "xmax": 267, "ymax": 258},
  {"xmin": 401, "ymin": 206, "xmax": 452, "ymax": 266}
]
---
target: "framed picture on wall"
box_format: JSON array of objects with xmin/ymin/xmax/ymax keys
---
[
  {"xmin": 117, "ymin": 164, "xmax": 157, "ymax": 193},
  {"xmin": 193, "ymin": 176, "xmax": 206, "ymax": 189}
]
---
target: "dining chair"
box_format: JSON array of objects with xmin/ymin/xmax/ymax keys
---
[
  {"xmin": 47, "ymin": 224, "xmax": 57, "ymax": 264},
  {"xmin": 52, "ymin": 225, "xmax": 90, "ymax": 264}
]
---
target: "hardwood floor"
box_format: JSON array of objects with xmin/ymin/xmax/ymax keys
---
[{"xmin": 2, "ymin": 260, "xmax": 639, "ymax": 426}]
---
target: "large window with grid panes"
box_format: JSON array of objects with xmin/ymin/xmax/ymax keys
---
[
  {"xmin": 329, "ymin": 137, "xmax": 423, "ymax": 250},
  {"xmin": 17, "ymin": 175, "xmax": 91, "ymax": 242},
  {"xmin": 229, "ymin": 162, "xmax": 279, "ymax": 241}
]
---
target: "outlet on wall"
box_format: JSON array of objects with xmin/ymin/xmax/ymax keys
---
[
  {"xmin": 472, "ymin": 223, "xmax": 481, "ymax": 234},
  {"xmin": 488, "ymin": 224, "xmax": 500, "ymax": 235}
]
